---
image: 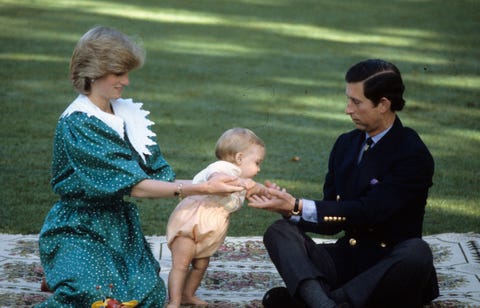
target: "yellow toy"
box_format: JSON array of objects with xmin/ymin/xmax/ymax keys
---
[
  {"xmin": 91, "ymin": 284, "xmax": 138, "ymax": 308},
  {"xmin": 91, "ymin": 299, "xmax": 138, "ymax": 308}
]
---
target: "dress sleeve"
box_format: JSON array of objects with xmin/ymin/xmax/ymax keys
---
[
  {"xmin": 142, "ymin": 134, "xmax": 176, "ymax": 182},
  {"xmin": 51, "ymin": 112, "xmax": 173, "ymax": 199}
]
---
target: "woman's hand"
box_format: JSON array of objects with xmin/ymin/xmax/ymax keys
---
[
  {"xmin": 204, "ymin": 173, "xmax": 245, "ymax": 195},
  {"xmin": 131, "ymin": 175, "xmax": 243, "ymax": 199},
  {"xmin": 247, "ymin": 188, "xmax": 296, "ymax": 216}
]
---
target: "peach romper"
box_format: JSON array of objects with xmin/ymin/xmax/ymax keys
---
[{"xmin": 166, "ymin": 161, "xmax": 246, "ymax": 258}]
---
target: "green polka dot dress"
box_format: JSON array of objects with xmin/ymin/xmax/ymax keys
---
[{"xmin": 37, "ymin": 95, "xmax": 175, "ymax": 307}]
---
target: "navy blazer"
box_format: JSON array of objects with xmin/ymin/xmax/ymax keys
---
[{"xmin": 299, "ymin": 116, "xmax": 434, "ymax": 247}]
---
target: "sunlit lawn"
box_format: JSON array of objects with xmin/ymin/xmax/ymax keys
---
[{"xmin": 0, "ymin": 0, "xmax": 479, "ymax": 236}]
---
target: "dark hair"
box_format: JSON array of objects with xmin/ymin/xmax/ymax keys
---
[{"xmin": 345, "ymin": 59, "xmax": 405, "ymax": 111}]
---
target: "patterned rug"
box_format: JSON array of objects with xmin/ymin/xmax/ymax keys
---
[{"xmin": 0, "ymin": 233, "xmax": 479, "ymax": 307}]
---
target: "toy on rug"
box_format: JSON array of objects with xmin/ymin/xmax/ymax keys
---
[{"xmin": 91, "ymin": 284, "xmax": 138, "ymax": 308}]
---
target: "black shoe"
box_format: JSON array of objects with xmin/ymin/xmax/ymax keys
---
[
  {"xmin": 262, "ymin": 287, "xmax": 305, "ymax": 308},
  {"xmin": 330, "ymin": 288, "xmax": 351, "ymax": 308}
]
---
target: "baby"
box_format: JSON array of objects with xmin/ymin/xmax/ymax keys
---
[{"xmin": 166, "ymin": 127, "xmax": 267, "ymax": 307}]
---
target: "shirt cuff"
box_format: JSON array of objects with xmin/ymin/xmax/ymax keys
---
[{"xmin": 301, "ymin": 199, "xmax": 317, "ymax": 223}]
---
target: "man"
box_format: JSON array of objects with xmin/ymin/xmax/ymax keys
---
[{"xmin": 248, "ymin": 59, "xmax": 439, "ymax": 308}]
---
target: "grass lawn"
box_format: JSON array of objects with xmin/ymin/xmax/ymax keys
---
[{"xmin": 0, "ymin": 0, "xmax": 479, "ymax": 236}]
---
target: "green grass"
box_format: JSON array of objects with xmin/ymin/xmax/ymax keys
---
[{"xmin": 1, "ymin": 0, "xmax": 479, "ymax": 236}]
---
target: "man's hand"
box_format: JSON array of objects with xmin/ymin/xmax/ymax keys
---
[{"xmin": 247, "ymin": 188, "xmax": 296, "ymax": 216}]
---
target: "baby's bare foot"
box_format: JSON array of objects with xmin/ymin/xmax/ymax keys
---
[
  {"xmin": 166, "ymin": 300, "xmax": 180, "ymax": 308},
  {"xmin": 181, "ymin": 295, "xmax": 208, "ymax": 306}
]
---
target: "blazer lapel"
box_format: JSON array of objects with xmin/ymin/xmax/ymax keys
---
[
  {"xmin": 340, "ymin": 133, "xmax": 366, "ymax": 197},
  {"xmin": 353, "ymin": 116, "xmax": 404, "ymax": 195}
]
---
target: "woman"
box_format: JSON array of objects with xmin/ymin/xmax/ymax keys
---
[{"xmin": 37, "ymin": 26, "xmax": 243, "ymax": 307}]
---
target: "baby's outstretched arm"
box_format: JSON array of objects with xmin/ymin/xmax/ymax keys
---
[
  {"xmin": 239, "ymin": 178, "xmax": 256, "ymax": 190},
  {"xmin": 246, "ymin": 182, "xmax": 269, "ymax": 198},
  {"xmin": 208, "ymin": 173, "xmax": 269, "ymax": 197},
  {"xmin": 246, "ymin": 180, "xmax": 286, "ymax": 198}
]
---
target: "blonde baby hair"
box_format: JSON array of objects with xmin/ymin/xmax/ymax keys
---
[{"xmin": 215, "ymin": 128, "xmax": 265, "ymax": 163}]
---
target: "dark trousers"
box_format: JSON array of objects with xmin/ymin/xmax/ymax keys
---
[{"xmin": 263, "ymin": 219, "xmax": 439, "ymax": 308}]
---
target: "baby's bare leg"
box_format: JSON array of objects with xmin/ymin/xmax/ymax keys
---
[
  {"xmin": 182, "ymin": 257, "xmax": 210, "ymax": 306},
  {"xmin": 167, "ymin": 237, "xmax": 196, "ymax": 308}
]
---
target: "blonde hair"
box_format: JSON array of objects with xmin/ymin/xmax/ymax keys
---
[
  {"xmin": 215, "ymin": 128, "xmax": 265, "ymax": 163},
  {"xmin": 70, "ymin": 26, "xmax": 145, "ymax": 95}
]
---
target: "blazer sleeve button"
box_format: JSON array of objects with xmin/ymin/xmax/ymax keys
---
[{"xmin": 349, "ymin": 238, "xmax": 357, "ymax": 246}]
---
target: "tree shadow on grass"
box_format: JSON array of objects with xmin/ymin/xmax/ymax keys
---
[{"xmin": 0, "ymin": 0, "xmax": 478, "ymax": 234}]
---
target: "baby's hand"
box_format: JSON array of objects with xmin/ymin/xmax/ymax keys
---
[
  {"xmin": 265, "ymin": 180, "xmax": 286, "ymax": 193},
  {"xmin": 240, "ymin": 178, "xmax": 257, "ymax": 190},
  {"xmin": 246, "ymin": 183, "xmax": 270, "ymax": 198}
]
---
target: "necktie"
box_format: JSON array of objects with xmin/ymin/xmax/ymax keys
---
[
  {"xmin": 359, "ymin": 137, "xmax": 373, "ymax": 163},
  {"xmin": 364, "ymin": 137, "xmax": 373, "ymax": 153}
]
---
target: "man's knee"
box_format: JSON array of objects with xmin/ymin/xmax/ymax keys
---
[
  {"xmin": 403, "ymin": 238, "xmax": 433, "ymax": 264},
  {"xmin": 264, "ymin": 219, "xmax": 293, "ymax": 244},
  {"xmin": 395, "ymin": 238, "xmax": 433, "ymax": 271},
  {"xmin": 263, "ymin": 219, "xmax": 305, "ymax": 256}
]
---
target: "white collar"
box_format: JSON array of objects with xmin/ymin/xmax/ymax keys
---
[{"xmin": 61, "ymin": 94, "xmax": 156, "ymax": 163}]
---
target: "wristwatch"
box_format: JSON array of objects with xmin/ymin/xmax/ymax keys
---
[{"xmin": 291, "ymin": 198, "xmax": 301, "ymax": 215}]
